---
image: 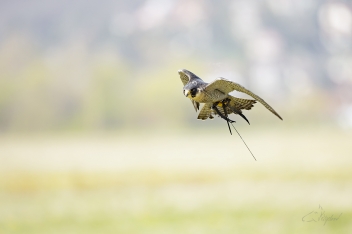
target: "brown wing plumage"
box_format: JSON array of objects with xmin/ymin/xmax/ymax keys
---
[
  {"xmin": 228, "ymin": 96, "xmax": 256, "ymax": 111},
  {"xmin": 197, "ymin": 103, "xmax": 212, "ymax": 120},
  {"xmin": 205, "ymin": 78, "xmax": 282, "ymax": 120}
]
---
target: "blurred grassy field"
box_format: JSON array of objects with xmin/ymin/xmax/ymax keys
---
[{"xmin": 0, "ymin": 125, "xmax": 351, "ymax": 234}]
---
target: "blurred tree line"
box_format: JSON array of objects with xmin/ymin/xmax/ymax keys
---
[{"xmin": 0, "ymin": 0, "xmax": 351, "ymax": 132}]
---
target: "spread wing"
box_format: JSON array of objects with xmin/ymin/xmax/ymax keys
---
[
  {"xmin": 178, "ymin": 70, "xmax": 199, "ymax": 112},
  {"xmin": 205, "ymin": 78, "xmax": 282, "ymax": 120}
]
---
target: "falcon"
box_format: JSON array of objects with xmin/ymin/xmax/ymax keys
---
[{"xmin": 179, "ymin": 69, "xmax": 283, "ymax": 124}]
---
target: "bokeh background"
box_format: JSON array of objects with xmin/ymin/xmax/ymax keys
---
[{"xmin": 1, "ymin": 0, "xmax": 352, "ymax": 233}]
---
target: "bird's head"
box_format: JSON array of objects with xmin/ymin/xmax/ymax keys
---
[
  {"xmin": 183, "ymin": 81, "xmax": 199, "ymax": 98},
  {"xmin": 178, "ymin": 69, "xmax": 203, "ymax": 99}
]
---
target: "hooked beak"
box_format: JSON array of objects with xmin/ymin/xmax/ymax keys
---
[{"xmin": 183, "ymin": 89, "xmax": 190, "ymax": 97}]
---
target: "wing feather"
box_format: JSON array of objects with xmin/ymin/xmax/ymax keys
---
[
  {"xmin": 179, "ymin": 70, "xmax": 190, "ymax": 86},
  {"xmin": 197, "ymin": 103, "xmax": 212, "ymax": 120},
  {"xmin": 229, "ymin": 96, "xmax": 256, "ymax": 111},
  {"xmin": 205, "ymin": 78, "xmax": 282, "ymax": 120}
]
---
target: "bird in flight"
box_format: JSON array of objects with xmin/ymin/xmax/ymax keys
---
[
  {"xmin": 178, "ymin": 69, "xmax": 283, "ymax": 160},
  {"xmin": 179, "ymin": 69, "xmax": 282, "ymax": 124}
]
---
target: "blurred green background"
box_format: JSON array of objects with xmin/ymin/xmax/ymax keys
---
[{"xmin": 1, "ymin": 0, "xmax": 352, "ymax": 233}]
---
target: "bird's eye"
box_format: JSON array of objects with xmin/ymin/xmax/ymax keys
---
[{"xmin": 190, "ymin": 88, "xmax": 197, "ymax": 97}]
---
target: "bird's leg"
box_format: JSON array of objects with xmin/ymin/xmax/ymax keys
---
[
  {"xmin": 222, "ymin": 98, "xmax": 250, "ymax": 125},
  {"xmin": 222, "ymin": 100, "xmax": 232, "ymax": 135},
  {"xmin": 212, "ymin": 102, "xmax": 235, "ymax": 123}
]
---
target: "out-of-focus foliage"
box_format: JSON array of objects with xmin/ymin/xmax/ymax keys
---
[
  {"xmin": 1, "ymin": 0, "xmax": 352, "ymax": 132},
  {"xmin": 1, "ymin": 127, "xmax": 352, "ymax": 233}
]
